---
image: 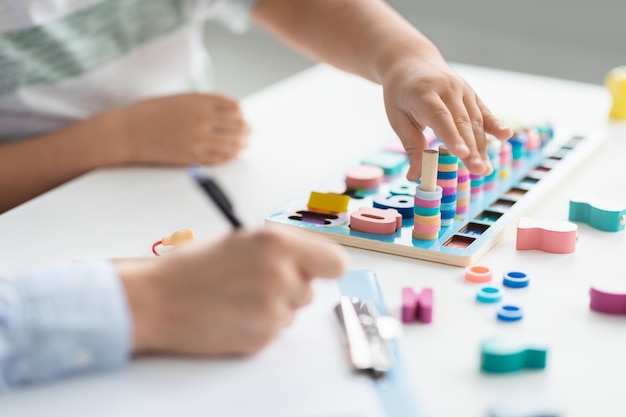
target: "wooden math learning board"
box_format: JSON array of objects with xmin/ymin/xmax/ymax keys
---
[{"xmin": 266, "ymin": 125, "xmax": 604, "ymax": 267}]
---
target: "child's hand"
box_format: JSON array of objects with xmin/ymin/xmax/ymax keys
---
[
  {"xmin": 114, "ymin": 93, "xmax": 251, "ymax": 166},
  {"xmin": 380, "ymin": 54, "xmax": 513, "ymax": 181}
]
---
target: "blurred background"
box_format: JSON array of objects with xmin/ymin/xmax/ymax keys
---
[{"xmin": 204, "ymin": 0, "xmax": 625, "ymax": 98}]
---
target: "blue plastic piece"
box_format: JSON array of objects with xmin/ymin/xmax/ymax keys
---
[
  {"xmin": 497, "ymin": 304, "xmax": 523, "ymax": 322},
  {"xmin": 373, "ymin": 194, "xmax": 414, "ymax": 218},
  {"xmin": 476, "ymin": 286, "xmax": 503, "ymax": 303},
  {"xmin": 503, "ymin": 271, "xmax": 529, "ymax": 288}
]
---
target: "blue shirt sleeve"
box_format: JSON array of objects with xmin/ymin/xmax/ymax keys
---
[{"xmin": 0, "ymin": 259, "xmax": 132, "ymax": 391}]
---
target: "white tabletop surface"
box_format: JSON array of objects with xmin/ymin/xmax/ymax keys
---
[{"xmin": 1, "ymin": 63, "xmax": 626, "ymax": 417}]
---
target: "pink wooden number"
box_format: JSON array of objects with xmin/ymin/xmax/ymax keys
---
[{"xmin": 350, "ymin": 207, "xmax": 402, "ymax": 234}]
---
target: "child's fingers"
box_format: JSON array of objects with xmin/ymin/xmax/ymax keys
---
[
  {"xmin": 387, "ymin": 109, "xmax": 428, "ymax": 181},
  {"xmin": 476, "ymin": 96, "xmax": 513, "ymax": 140},
  {"xmin": 419, "ymin": 94, "xmax": 468, "ymax": 159},
  {"xmin": 463, "ymin": 93, "xmax": 491, "ymax": 175},
  {"xmin": 437, "ymin": 91, "xmax": 488, "ymax": 172}
]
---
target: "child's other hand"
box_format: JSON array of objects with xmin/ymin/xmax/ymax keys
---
[
  {"xmin": 114, "ymin": 93, "xmax": 250, "ymax": 166},
  {"xmin": 381, "ymin": 54, "xmax": 513, "ymax": 181}
]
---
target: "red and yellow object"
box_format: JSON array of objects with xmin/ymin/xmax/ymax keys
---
[{"xmin": 152, "ymin": 228, "xmax": 195, "ymax": 256}]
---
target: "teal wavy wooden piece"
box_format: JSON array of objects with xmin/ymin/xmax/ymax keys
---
[
  {"xmin": 568, "ymin": 197, "xmax": 626, "ymax": 232},
  {"xmin": 480, "ymin": 337, "xmax": 548, "ymax": 373}
]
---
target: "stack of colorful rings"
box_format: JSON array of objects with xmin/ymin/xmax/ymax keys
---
[
  {"xmin": 509, "ymin": 133, "xmax": 526, "ymax": 169},
  {"xmin": 469, "ymin": 172, "xmax": 484, "ymax": 201},
  {"xmin": 413, "ymin": 185, "xmax": 443, "ymax": 240},
  {"xmin": 499, "ymin": 140, "xmax": 512, "ymax": 179},
  {"xmin": 436, "ymin": 147, "xmax": 459, "ymax": 227},
  {"xmin": 456, "ymin": 161, "xmax": 471, "ymax": 216},
  {"xmin": 483, "ymin": 138, "xmax": 501, "ymax": 192},
  {"xmin": 413, "ymin": 149, "xmax": 442, "ymax": 241},
  {"xmin": 537, "ymin": 124, "xmax": 554, "ymax": 144},
  {"xmin": 524, "ymin": 127, "xmax": 542, "ymax": 152}
]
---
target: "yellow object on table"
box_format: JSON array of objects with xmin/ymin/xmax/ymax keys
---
[{"xmin": 606, "ymin": 66, "xmax": 626, "ymax": 121}]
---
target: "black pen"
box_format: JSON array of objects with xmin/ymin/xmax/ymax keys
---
[{"xmin": 188, "ymin": 167, "xmax": 243, "ymax": 229}]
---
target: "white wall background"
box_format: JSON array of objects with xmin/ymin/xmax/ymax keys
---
[{"xmin": 205, "ymin": 0, "xmax": 626, "ymax": 98}]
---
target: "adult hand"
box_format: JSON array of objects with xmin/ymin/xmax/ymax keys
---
[
  {"xmin": 117, "ymin": 229, "xmax": 348, "ymax": 356},
  {"xmin": 381, "ymin": 53, "xmax": 513, "ymax": 181},
  {"xmin": 114, "ymin": 92, "xmax": 251, "ymax": 166}
]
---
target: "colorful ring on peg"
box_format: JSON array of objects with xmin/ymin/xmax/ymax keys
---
[
  {"xmin": 413, "ymin": 206, "xmax": 441, "ymax": 217},
  {"xmin": 503, "ymin": 271, "xmax": 529, "ymax": 288},
  {"xmin": 414, "ymin": 186, "xmax": 443, "ymax": 201},
  {"xmin": 465, "ymin": 265, "xmax": 493, "ymax": 283},
  {"xmin": 441, "ymin": 194, "xmax": 456, "ymax": 204},
  {"xmin": 437, "ymin": 163, "xmax": 458, "ymax": 173},
  {"xmin": 497, "ymin": 304, "xmax": 523, "ymax": 322},
  {"xmin": 438, "ymin": 154, "xmax": 458, "ymax": 165},
  {"xmin": 436, "ymin": 178, "xmax": 458, "ymax": 188},
  {"xmin": 437, "ymin": 170, "xmax": 458, "ymax": 180},
  {"xmin": 476, "ymin": 286, "xmax": 503, "ymax": 303}
]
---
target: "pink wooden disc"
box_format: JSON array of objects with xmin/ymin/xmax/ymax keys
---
[{"xmin": 345, "ymin": 165, "xmax": 384, "ymax": 189}]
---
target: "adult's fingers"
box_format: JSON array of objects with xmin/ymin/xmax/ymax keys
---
[
  {"xmin": 289, "ymin": 283, "xmax": 314, "ymax": 309},
  {"xmin": 206, "ymin": 118, "xmax": 251, "ymax": 136},
  {"xmin": 198, "ymin": 93, "xmax": 241, "ymax": 111},
  {"xmin": 283, "ymin": 231, "xmax": 348, "ymax": 280}
]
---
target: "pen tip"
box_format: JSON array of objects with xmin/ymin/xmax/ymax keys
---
[{"xmin": 188, "ymin": 165, "xmax": 206, "ymax": 181}]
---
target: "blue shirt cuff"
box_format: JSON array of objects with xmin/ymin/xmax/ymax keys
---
[{"xmin": 0, "ymin": 259, "xmax": 132, "ymax": 391}]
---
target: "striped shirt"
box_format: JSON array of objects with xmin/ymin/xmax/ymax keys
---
[{"xmin": 0, "ymin": 0, "xmax": 256, "ymax": 142}]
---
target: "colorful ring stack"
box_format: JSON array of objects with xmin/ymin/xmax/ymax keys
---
[
  {"xmin": 499, "ymin": 140, "xmax": 512, "ymax": 179},
  {"xmin": 469, "ymin": 173, "xmax": 484, "ymax": 201},
  {"xmin": 509, "ymin": 134, "xmax": 526, "ymax": 169},
  {"xmin": 524, "ymin": 127, "xmax": 542, "ymax": 152},
  {"xmin": 483, "ymin": 138, "xmax": 501, "ymax": 192},
  {"xmin": 413, "ymin": 185, "xmax": 443, "ymax": 240},
  {"xmin": 437, "ymin": 149, "xmax": 459, "ymax": 227},
  {"xmin": 455, "ymin": 161, "xmax": 471, "ymax": 216},
  {"xmin": 537, "ymin": 124, "xmax": 554, "ymax": 144}
]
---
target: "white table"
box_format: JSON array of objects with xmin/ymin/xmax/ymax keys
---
[{"xmin": 1, "ymin": 64, "xmax": 625, "ymax": 417}]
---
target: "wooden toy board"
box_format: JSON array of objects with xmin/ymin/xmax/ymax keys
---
[{"xmin": 266, "ymin": 127, "xmax": 606, "ymax": 267}]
